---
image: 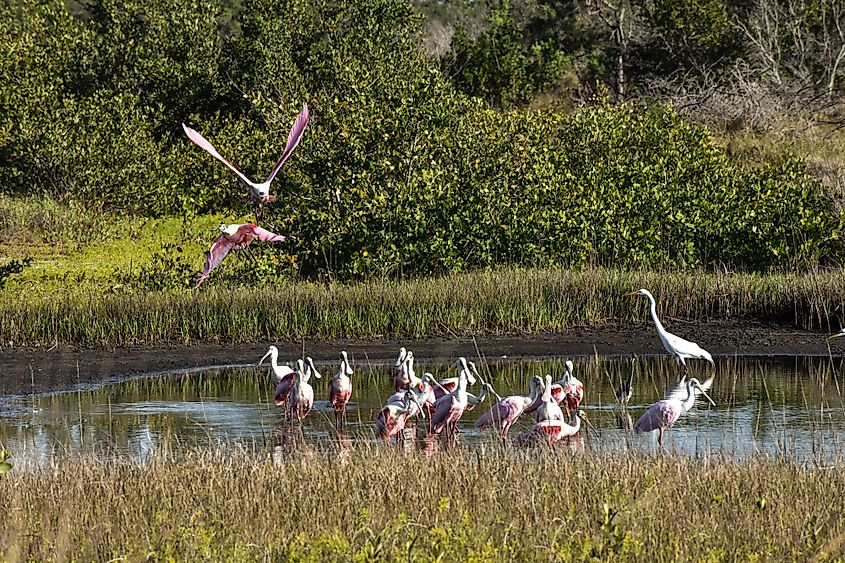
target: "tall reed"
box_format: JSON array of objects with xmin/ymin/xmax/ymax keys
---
[{"xmin": 3, "ymin": 267, "xmax": 845, "ymax": 346}]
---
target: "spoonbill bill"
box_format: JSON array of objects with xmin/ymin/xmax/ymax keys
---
[
  {"xmin": 182, "ymin": 103, "xmax": 309, "ymax": 204},
  {"xmin": 259, "ymin": 345, "xmax": 294, "ymax": 406},
  {"xmin": 626, "ymin": 289, "xmax": 714, "ymax": 372},
  {"xmin": 329, "ymin": 351, "xmax": 354, "ymax": 427},
  {"xmin": 634, "ymin": 377, "xmax": 715, "ymax": 448},
  {"xmin": 195, "ymin": 223, "xmax": 287, "ymax": 286}
]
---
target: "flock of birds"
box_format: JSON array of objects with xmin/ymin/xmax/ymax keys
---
[
  {"xmin": 256, "ymin": 287, "xmax": 733, "ymax": 449},
  {"xmin": 187, "ymin": 106, "xmax": 845, "ymax": 449}
]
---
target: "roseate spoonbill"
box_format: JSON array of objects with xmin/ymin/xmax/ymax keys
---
[
  {"xmin": 431, "ymin": 368, "xmax": 492, "ymax": 436},
  {"xmin": 394, "ymin": 350, "xmax": 416, "ymax": 392},
  {"xmin": 374, "ymin": 390, "xmax": 424, "ymax": 441},
  {"xmin": 475, "ymin": 376, "xmax": 541, "ymax": 437},
  {"xmin": 259, "ymin": 345, "xmax": 295, "ymax": 406},
  {"xmin": 518, "ymin": 410, "xmax": 591, "ymax": 445},
  {"xmin": 329, "ymin": 351, "xmax": 354, "ymax": 427},
  {"xmin": 634, "ymin": 377, "xmax": 715, "ymax": 448},
  {"xmin": 288, "ymin": 359, "xmax": 316, "ymax": 422},
  {"xmin": 195, "ymin": 223, "xmax": 287, "ymax": 286},
  {"xmin": 553, "ymin": 361, "xmax": 584, "ymax": 411},
  {"xmin": 626, "ymin": 289, "xmax": 714, "ymax": 371},
  {"xmin": 614, "ymin": 357, "xmax": 636, "ymax": 404},
  {"xmin": 534, "ymin": 375, "xmax": 565, "ymax": 424},
  {"xmin": 182, "ymin": 103, "xmax": 309, "ymax": 204}
]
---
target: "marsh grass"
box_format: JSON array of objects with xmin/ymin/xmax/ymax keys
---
[
  {"xmin": 1, "ymin": 446, "xmax": 844, "ymax": 561},
  {"xmin": 3, "ymin": 266, "xmax": 845, "ymax": 346}
]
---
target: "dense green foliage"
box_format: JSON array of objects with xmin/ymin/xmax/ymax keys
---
[{"xmin": 0, "ymin": 0, "xmax": 842, "ymax": 282}]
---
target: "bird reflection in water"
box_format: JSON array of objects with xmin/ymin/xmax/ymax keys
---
[{"xmin": 271, "ymin": 424, "xmax": 314, "ymax": 465}]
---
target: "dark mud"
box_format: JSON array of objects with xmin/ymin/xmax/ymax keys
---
[{"xmin": 0, "ymin": 321, "xmax": 838, "ymax": 396}]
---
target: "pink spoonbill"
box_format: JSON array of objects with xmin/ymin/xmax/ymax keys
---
[
  {"xmin": 634, "ymin": 377, "xmax": 715, "ymax": 448},
  {"xmin": 195, "ymin": 223, "xmax": 287, "ymax": 286},
  {"xmin": 533, "ymin": 374, "xmax": 565, "ymax": 424},
  {"xmin": 517, "ymin": 410, "xmax": 591, "ymax": 445},
  {"xmin": 475, "ymin": 375, "xmax": 542, "ymax": 438},
  {"xmin": 329, "ymin": 351, "xmax": 354, "ymax": 427},
  {"xmin": 288, "ymin": 358, "xmax": 321, "ymax": 422},
  {"xmin": 430, "ymin": 358, "xmax": 491, "ymax": 436},
  {"xmin": 432, "ymin": 357, "xmax": 478, "ymax": 401},
  {"xmin": 182, "ymin": 103, "xmax": 309, "ymax": 205},
  {"xmin": 259, "ymin": 345, "xmax": 295, "ymax": 406},
  {"xmin": 374, "ymin": 390, "xmax": 424, "ymax": 442}
]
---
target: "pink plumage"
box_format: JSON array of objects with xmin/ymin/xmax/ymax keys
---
[
  {"xmin": 475, "ymin": 396, "xmax": 531, "ymax": 437},
  {"xmin": 195, "ymin": 223, "xmax": 286, "ymax": 286},
  {"xmin": 634, "ymin": 400, "xmax": 681, "ymax": 434}
]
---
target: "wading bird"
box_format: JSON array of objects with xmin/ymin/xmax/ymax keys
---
[
  {"xmin": 259, "ymin": 345, "xmax": 295, "ymax": 407},
  {"xmin": 393, "ymin": 347, "xmax": 409, "ymax": 391},
  {"xmin": 374, "ymin": 390, "xmax": 425, "ymax": 441},
  {"xmin": 431, "ymin": 360, "xmax": 491, "ymax": 436},
  {"xmin": 554, "ymin": 360, "xmax": 584, "ymax": 411},
  {"xmin": 195, "ymin": 223, "xmax": 287, "ymax": 286},
  {"xmin": 634, "ymin": 377, "xmax": 715, "ymax": 448},
  {"xmin": 288, "ymin": 359, "xmax": 318, "ymax": 422},
  {"xmin": 329, "ymin": 351, "xmax": 353, "ymax": 427},
  {"xmin": 518, "ymin": 410, "xmax": 590, "ymax": 445},
  {"xmin": 475, "ymin": 375, "xmax": 542, "ymax": 437},
  {"xmin": 534, "ymin": 374, "xmax": 565, "ymax": 424},
  {"xmin": 626, "ymin": 289, "xmax": 714, "ymax": 372},
  {"xmin": 827, "ymin": 329, "xmax": 845, "ymax": 342},
  {"xmin": 182, "ymin": 103, "xmax": 309, "ymax": 205}
]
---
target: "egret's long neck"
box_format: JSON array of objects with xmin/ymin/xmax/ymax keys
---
[
  {"xmin": 646, "ymin": 293, "xmax": 668, "ymax": 336},
  {"xmin": 542, "ymin": 377, "xmax": 552, "ymax": 403}
]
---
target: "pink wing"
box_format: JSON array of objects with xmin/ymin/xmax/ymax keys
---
[
  {"xmin": 475, "ymin": 398, "xmax": 518, "ymax": 430},
  {"xmin": 266, "ymin": 103, "xmax": 310, "ymax": 183},
  {"xmin": 195, "ymin": 233, "xmax": 237, "ymax": 286},
  {"xmin": 431, "ymin": 397, "xmax": 455, "ymax": 432},
  {"xmin": 183, "ymin": 124, "xmax": 255, "ymax": 187},
  {"xmin": 246, "ymin": 224, "xmax": 286, "ymax": 242},
  {"xmin": 634, "ymin": 401, "xmax": 680, "ymax": 434}
]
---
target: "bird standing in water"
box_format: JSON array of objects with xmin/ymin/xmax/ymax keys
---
[
  {"xmin": 634, "ymin": 377, "xmax": 715, "ymax": 448},
  {"xmin": 329, "ymin": 351, "xmax": 354, "ymax": 428}
]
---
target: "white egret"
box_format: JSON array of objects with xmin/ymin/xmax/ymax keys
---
[{"xmin": 626, "ymin": 289, "xmax": 714, "ymax": 371}]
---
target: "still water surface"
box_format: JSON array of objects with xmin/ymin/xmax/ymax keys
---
[{"xmin": 2, "ymin": 355, "xmax": 845, "ymax": 463}]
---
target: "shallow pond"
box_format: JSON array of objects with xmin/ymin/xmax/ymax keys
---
[{"xmin": 2, "ymin": 354, "xmax": 845, "ymax": 463}]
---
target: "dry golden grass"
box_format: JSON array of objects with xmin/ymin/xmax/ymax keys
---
[{"xmin": 1, "ymin": 446, "xmax": 844, "ymax": 561}]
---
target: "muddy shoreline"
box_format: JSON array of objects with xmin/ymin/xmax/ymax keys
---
[{"xmin": 0, "ymin": 321, "xmax": 838, "ymax": 396}]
